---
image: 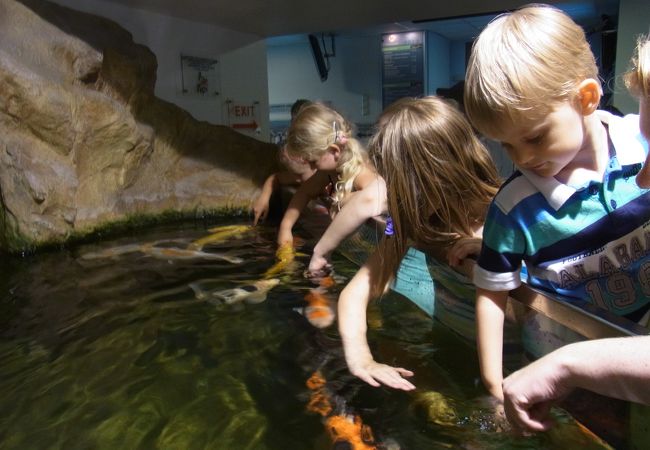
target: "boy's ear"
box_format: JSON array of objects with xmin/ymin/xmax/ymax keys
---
[
  {"xmin": 577, "ymin": 79, "xmax": 602, "ymax": 115},
  {"xmin": 328, "ymin": 144, "xmax": 341, "ymax": 159}
]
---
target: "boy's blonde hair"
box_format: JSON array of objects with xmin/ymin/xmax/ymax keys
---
[
  {"xmin": 464, "ymin": 4, "xmax": 599, "ymax": 138},
  {"xmin": 285, "ymin": 102, "xmax": 369, "ymax": 206},
  {"xmin": 369, "ymin": 96, "xmax": 501, "ymax": 295},
  {"xmin": 625, "ymin": 35, "xmax": 650, "ymax": 99}
]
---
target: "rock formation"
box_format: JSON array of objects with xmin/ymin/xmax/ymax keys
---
[{"xmin": 0, "ymin": 0, "xmax": 279, "ymax": 252}]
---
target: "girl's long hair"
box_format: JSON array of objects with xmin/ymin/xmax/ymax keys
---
[
  {"xmin": 368, "ymin": 96, "xmax": 501, "ymax": 297},
  {"xmin": 285, "ymin": 102, "xmax": 369, "ymax": 206}
]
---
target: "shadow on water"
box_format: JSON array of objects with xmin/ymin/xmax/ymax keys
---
[{"xmin": 0, "ymin": 221, "xmax": 612, "ymax": 449}]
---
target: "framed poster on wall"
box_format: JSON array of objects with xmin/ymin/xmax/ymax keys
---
[
  {"xmin": 381, "ymin": 32, "xmax": 425, "ymax": 109},
  {"xmin": 180, "ymin": 54, "xmax": 220, "ymax": 98}
]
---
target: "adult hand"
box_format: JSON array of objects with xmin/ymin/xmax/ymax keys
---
[
  {"xmin": 447, "ymin": 237, "xmax": 482, "ymax": 267},
  {"xmin": 348, "ymin": 358, "xmax": 416, "ymax": 391},
  {"xmin": 502, "ymin": 354, "xmax": 571, "ymax": 432}
]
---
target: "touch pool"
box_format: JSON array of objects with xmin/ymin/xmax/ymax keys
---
[{"xmin": 0, "ymin": 220, "xmax": 611, "ymax": 449}]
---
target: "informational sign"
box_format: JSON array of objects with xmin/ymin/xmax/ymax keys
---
[
  {"xmin": 226, "ymin": 100, "xmax": 261, "ymax": 134},
  {"xmin": 180, "ymin": 54, "xmax": 220, "ymax": 98},
  {"xmin": 381, "ymin": 32, "xmax": 425, "ymax": 109}
]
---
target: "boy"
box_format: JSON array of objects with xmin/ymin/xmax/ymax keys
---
[{"xmin": 464, "ymin": 4, "xmax": 650, "ymax": 400}]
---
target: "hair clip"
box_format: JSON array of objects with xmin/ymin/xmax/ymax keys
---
[
  {"xmin": 384, "ymin": 216, "xmax": 394, "ymax": 236},
  {"xmin": 332, "ymin": 121, "xmax": 347, "ymax": 145}
]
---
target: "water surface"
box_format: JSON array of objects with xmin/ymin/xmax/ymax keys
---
[{"xmin": 0, "ymin": 221, "xmax": 609, "ymax": 449}]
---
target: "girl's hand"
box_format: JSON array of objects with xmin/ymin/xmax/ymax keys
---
[
  {"xmin": 307, "ymin": 253, "xmax": 332, "ymax": 277},
  {"xmin": 448, "ymin": 237, "xmax": 482, "ymax": 267},
  {"xmin": 349, "ymin": 359, "xmax": 416, "ymax": 391},
  {"xmin": 277, "ymin": 228, "xmax": 293, "ymax": 247}
]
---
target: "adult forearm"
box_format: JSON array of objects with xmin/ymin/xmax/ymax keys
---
[{"xmin": 559, "ymin": 336, "xmax": 650, "ymax": 405}]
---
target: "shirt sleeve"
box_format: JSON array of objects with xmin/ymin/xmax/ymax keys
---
[{"xmin": 473, "ymin": 200, "xmax": 525, "ymax": 291}]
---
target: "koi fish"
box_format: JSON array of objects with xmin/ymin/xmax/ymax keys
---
[
  {"xmin": 411, "ymin": 391, "xmax": 458, "ymax": 426},
  {"xmin": 79, "ymin": 244, "xmax": 143, "ymax": 260},
  {"xmin": 141, "ymin": 245, "xmax": 244, "ymax": 264},
  {"xmin": 305, "ymin": 371, "xmax": 377, "ymax": 450},
  {"xmin": 302, "ymin": 288, "xmax": 335, "ymax": 328},
  {"xmin": 211, "ymin": 278, "xmax": 280, "ymax": 305},
  {"xmin": 188, "ymin": 225, "xmax": 253, "ymax": 251},
  {"xmin": 263, "ymin": 242, "xmax": 297, "ymax": 278}
]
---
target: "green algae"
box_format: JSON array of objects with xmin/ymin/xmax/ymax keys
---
[{"xmin": 0, "ymin": 206, "xmax": 247, "ymax": 255}]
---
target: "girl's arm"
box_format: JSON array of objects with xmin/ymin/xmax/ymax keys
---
[
  {"xmin": 338, "ymin": 249, "xmax": 416, "ymax": 391},
  {"xmin": 309, "ymin": 177, "xmax": 387, "ymax": 273},
  {"xmin": 277, "ymin": 171, "xmax": 330, "ymax": 246},
  {"xmin": 476, "ymin": 287, "xmax": 508, "ymax": 401}
]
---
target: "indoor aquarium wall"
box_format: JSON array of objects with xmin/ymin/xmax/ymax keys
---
[{"xmin": 0, "ymin": 0, "xmax": 278, "ymax": 253}]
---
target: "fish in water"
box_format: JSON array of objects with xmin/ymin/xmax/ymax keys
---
[
  {"xmin": 263, "ymin": 242, "xmax": 297, "ymax": 278},
  {"xmin": 187, "ymin": 225, "xmax": 253, "ymax": 251},
  {"xmin": 302, "ymin": 288, "xmax": 335, "ymax": 328},
  {"xmin": 305, "ymin": 371, "xmax": 379, "ymax": 450},
  {"xmin": 141, "ymin": 245, "xmax": 244, "ymax": 264},
  {"xmin": 79, "ymin": 244, "xmax": 143, "ymax": 260},
  {"xmin": 79, "ymin": 238, "xmax": 242, "ymax": 264},
  {"xmin": 411, "ymin": 391, "xmax": 458, "ymax": 426},
  {"xmin": 211, "ymin": 278, "xmax": 280, "ymax": 305}
]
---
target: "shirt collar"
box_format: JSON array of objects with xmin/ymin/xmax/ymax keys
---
[
  {"xmin": 518, "ymin": 111, "xmax": 647, "ymax": 211},
  {"xmin": 517, "ymin": 169, "xmax": 576, "ymax": 210}
]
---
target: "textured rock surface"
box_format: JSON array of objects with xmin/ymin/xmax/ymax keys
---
[{"xmin": 0, "ymin": 0, "xmax": 278, "ymax": 252}]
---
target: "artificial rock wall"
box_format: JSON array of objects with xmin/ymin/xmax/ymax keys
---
[{"xmin": 0, "ymin": 0, "xmax": 278, "ymax": 252}]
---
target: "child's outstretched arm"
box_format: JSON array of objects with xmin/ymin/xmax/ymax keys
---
[
  {"xmin": 308, "ymin": 178, "xmax": 387, "ymax": 274},
  {"xmin": 253, "ymin": 170, "xmax": 308, "ymax": 225},
  {"xmin": 252, "ymin": 173, "xmax": 278, "ymax": 225},
  {"xmin": 338, "ymin": 249, "xmax": 415, "ymax": 391},
  {"xmin": 476, "ymin": 287, "xmax": 508, "ymax": 401},
  {"xmin": 277, "ymin": 171, "xmax": 330, "ymax": 245}
]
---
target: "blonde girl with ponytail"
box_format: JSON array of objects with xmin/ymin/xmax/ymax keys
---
[{"xmin": 277, "ymin": 102, "xmax": 387, "ymax": 274}]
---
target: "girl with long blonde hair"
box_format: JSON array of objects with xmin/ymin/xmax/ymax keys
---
[
  {"xmin": 277, "ymin": 102, "xmax": 387, "ymax": 274},
  {"xmin": 338, "ymin": 96, "xmax": 501, "ymax": 390}
]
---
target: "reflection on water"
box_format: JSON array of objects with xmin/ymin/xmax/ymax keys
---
[{"xmin": 0, "ymin": 221, "xmax": 610, "ymax": 449}]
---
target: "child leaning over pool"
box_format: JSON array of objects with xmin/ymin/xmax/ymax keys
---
[
  {"xmin": 277, "ymin": 102, "xmax": 387, "ymax": 274},
  {"xmin": 338, "ymin": 96, "xmax": 502, "ymax": 390},
  {"xmin": 251, "ymin": 100, "xmax": 315, "ymax": 225},
  {"xmin": 463, "ymin": 4, "xmax": 650, "ymax": 401}
]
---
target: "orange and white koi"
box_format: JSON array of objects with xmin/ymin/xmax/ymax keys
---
[
  {"xmin": 302, "ymin": 288, "xmax": 335, "ymax": 328},
  {"xmin": 306, "ymin": 371, "xmax": 377, "ymax": 450},
  {"xmin": 188, "ymin": 225, "xmax": 253, "ymax": 251}
]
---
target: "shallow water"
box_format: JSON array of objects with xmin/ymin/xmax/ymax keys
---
[{"xmin": 0, "ymin": 221, "xmax": 610, "ymax": 449}]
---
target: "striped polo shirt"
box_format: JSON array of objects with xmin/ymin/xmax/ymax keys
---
[{"xmin": 474, "ymin": 111, "xmax": 650, "ymax": 318}]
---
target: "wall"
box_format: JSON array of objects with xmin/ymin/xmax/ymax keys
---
[
  {"xmin": 51, "ymin": 0, "xmax": 270, "ymax": 140},
  {"xmin": 266, "ymin": 34, "xmax": 382, "ymax": 128},
  {"xmin": 612, "ymin": 0, "xmax": 650, "ymax": 114},
  {"xmin": 426, "ymin": 32, "xmax": 451, "ymax": 95}
]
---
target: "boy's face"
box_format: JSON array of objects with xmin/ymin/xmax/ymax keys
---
[{"xmin": 491, "ymin": 101, "xmax": 588, "ymax": 178}]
